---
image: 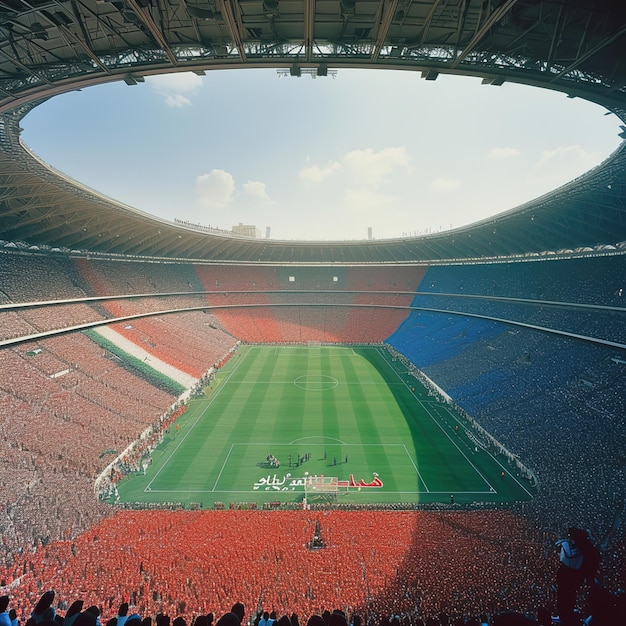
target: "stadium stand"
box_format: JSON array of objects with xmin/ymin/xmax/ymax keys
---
[
  {"xmin": 1, "ymin": 0, "xmax": 626, "ymax": 622},
  {"xmin": 1, "ymin": 250, "xmax": 625, "ymax": 625},
  {"xmin": 387, "ymin": 256, "xmax": 626, "ymax": 595},
  {"xmin": 0, "ymin": 510, "xmax": 572, "ymax": 622},
  {"xmin": 419, "ymin": 256, "xmax": 626, "ymax": 306}
]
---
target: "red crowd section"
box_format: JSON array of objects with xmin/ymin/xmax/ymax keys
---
[
  {"xmin": 0, "ymin": 332, "xmax": 177, "ymax": 563},
  {"xmin": 194, "ymin": 265, "xmax": 424, "ymax": 344},
  {"xmin": 1, "ymin": 253, "xmax": 432, "ymax": 568},
  {"xmin": 0, "ymin": 509, "xmax": 556, "ymax": 623},
  {"xmin": 107, "ymin": 311, "xmax": 235, "ymax": 379},
  {"xmin": 73, "ymin": 258, "xmax": 237, "ymax": 378},
  {"xmin": 2, "ymin": 253, "xmax": 426, "ymax": 353}
]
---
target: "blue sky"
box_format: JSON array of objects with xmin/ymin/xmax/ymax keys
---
[{"xmin": 22, "ymin": 69, "xmax": 623, "ymax": 241}]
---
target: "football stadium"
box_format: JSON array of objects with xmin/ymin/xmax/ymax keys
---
[{"xmin": 0, "ymin": 1, "xmax": 625, "ymax": 626}]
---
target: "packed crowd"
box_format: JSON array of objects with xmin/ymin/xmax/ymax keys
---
[
  {"xmin": 0, "ymin": 252, "xmax": 86, "ymax": 303},
  {"xmin": 209, "ymin": 303, "xmax": 411, "ymax": 344},
  {"xmin": 388, "ymin": 312, "xmax": 626, "ymax": 586},
  {"xmin": 0, "ymin": 330, "xmax": 242, "ymax": 563},
  {"xmin": 0, "ymin": 593, "xmax": 567, "ymax": 626},
  {"xmin": 1, "ymin": 252, "xmax": 422, "ymax": 364},
  {"xmin": 409, "ymin": 293, "xmax": 625, "ymax": 345},
  {"xmin": 192, "ymin": 264, "xmax": 419, "ymax": 344},
  {"xmin": 420, "ymin": 255, "xmax": 626, "ymax": 307},
  {"xmin": 0, "ymin": 331, "xmax": 180, "ymax": 563},
  {"xmin": 194, "ymin": 265, "xmax": 420, "ymax": 293},
  {"xmin": 1, "ymin": 250, "xmax": 625, "ymax": 624},
  {"xmin": 0, "ymin": 510, "xmax": 581, "ymax": 623},
  {"xmin": 3, "ymin": 251, "xmax": 623, "ymax": 352}
]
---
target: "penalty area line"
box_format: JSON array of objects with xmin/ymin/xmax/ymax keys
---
[
  {"xmin": 402, "ymin": 443, "xmax": 430, "ymax": 493},
  {"xmin": 211, "ymin": 444, "xmax": 235, "ymax": 492},
  {"xmin": 144, "ymin": 354, "xmax": 250, "ymax": 492}
]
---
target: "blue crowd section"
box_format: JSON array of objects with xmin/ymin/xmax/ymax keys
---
[
  {"xmin": 403, "ymin": 294, "xmax": 625, "ymax": 344},
  {"xmin": 395, "ymin": 255, "xmax": 626, "ymax": 345},
  {"xmin": 387, "ymin": 255, "xmax": 626, "ymax": 406},
  {"xmin": 388, "ymin": 310, "xmax": 504, "ymax": 367},
  {"xmin": 385, "ymin": 256, "xmax": 626, "ymax": 543},
  {"xmin": 415, "ymin": 254, "xmax": 626, "ymax": 306}
]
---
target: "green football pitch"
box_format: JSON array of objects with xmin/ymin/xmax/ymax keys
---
[{"xmin": 115, "ymin": 345, "xmax": 535, "ymax": 507}]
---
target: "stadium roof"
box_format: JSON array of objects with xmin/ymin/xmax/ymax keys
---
[{"xmin": 0, "ymin": 0, "xmax": 626, "ymax": 264}]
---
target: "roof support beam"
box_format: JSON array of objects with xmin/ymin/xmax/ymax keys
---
[
  {"xmin": 125, "ymin": 0, "xmax": 179, "ymax": 66},
  {"xmin": 450, "ymin": 0, "xmax": 519, "ymax": 70},
  {"xmin": 67, "ymin": 0, "xmax": 138, "ymax": 52},
  {"xmin": 57, "ymin": 24, "xmax": 112, "ymax": 75},
  {"xmin": 304, "ymin": 0, "xmax": 315, "ymax": 62},
  {"xmin": 419, "ymin": 0, "xmax": 444, "ymax": 45},
  {"xmin": 372, "ymin": 0, "xmax": 399, "ymax": 63},
  {"xmin": 220, "ymin": 0, "xmax": 247, "ymax": 62},
  {"xmin": 545, "ymin": 2, "xmax": 565, "ymax": 70},
  {"xmin": 550, "ymin": 24, "xmax": 626, "ymax": 83}
]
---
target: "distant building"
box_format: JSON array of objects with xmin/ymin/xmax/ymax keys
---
[{"xmin": 232, "ymin": 223, "xmax": 261, "ymax": 238}]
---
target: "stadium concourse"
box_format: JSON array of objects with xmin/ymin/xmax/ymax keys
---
[{"xmin": 1, "ymin": 251, "xmax": 625, "ymax": 624}]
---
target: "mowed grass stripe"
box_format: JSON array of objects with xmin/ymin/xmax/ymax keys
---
[
  {"xmin": 143, "ymin": 399, "xmax": 217, "ymax": 492},
  {"xmin": 153, "ymin": 347, "xmax": 264, "ymax": 491},
  {"xmin": 380, "ymin": 352, "xmax": 491, "ymax": 494},
  {"xmin": 270, "ymin": 348, "xmax": 309, "ymax": 444},
  {"xmin": 224, "ymin": 351, "xmax": 283, "ymax": 490},
  {"xmin": 117, "ymin": 345, "xmax": 535, "ymax": 506},
  {"xmin": 150, "ymin": 350, "xmax": 253, "ymax": 490},
  {"xmin": 316, "ymin": 351, "xmax": 340, "ymax": 444},
  {"xmin": 358, "ymin": 348, "xmax": 488, "ymax": 494},
  {"xmin": 341, "ymin": 352, "xmax": 399, "ymax": 491},
  {"xmin": 363, "ymin": 349, "xmax": 427, "ymax": 492}
]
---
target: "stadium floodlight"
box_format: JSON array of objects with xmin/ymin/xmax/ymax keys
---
[
  {"xmin": 340, "ymin": 0, "xmax": 355, "ymax": 15},
  {"xmin": 481, "ymin": 76, "xmax": 505, "ymax": 86},
  {"xmin": 186, "ymin": 5, "xmax": 217, "ymax": 20}
]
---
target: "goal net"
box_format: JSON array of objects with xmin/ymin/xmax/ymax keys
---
[{"xmin": 304, "ymin": 475, "xmax": 339, "ymax": 501}]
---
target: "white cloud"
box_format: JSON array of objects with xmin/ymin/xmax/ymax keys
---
[
  {"xmin": 299, "ymin": 161, "xmax": 341, "ymax": 184},
  {"xmin": 343, "ymin": 147, "xmax": 411, "ymax": 188},
  {"xmin": 147, "ymin": 72, "xmax": 203, "ymax": 108},
  {"xmin": 526, "ymin": 145, "xmax": 600, "ymax": 187},
  {"xmin": 196, "ymin": 169, "xmax": 235, "ymax": 208},
  {"xmin": 164, "ymin": 94, "xmax": 192, "ymax": 109},
  {"xmin": 243, "ymin": 180, "xmax": 271, "ymax": 202},
  {"xmin": 488, "ymin": 147, "xmax": 520, "ymax": 160},
  {"xmin": 430, "ymin": 176, "xmax": 461, "ymax": 192},
  {"xmin": 343, "ymin": 187, "xmax": 407, "ymax": 219},
  {"xmin": 299, "ymin": 147, "xmax": 410, "ymax": 188},
  {"xmin": 294, "ymin": 147, "xmax": 414, "ymax": 238},
  {"xmin": 148, "ymin": 73, "xmax": 203, "ymax": 92}
]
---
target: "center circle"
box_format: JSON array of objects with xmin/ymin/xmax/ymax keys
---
[{"xmin": 294, "ymin": 375, "xmax": 339, "ymax": 391}]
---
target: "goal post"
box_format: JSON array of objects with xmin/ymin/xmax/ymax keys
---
[{"xmin": 304, "ymin": 475, "xmax": 339, "ymax": 501}]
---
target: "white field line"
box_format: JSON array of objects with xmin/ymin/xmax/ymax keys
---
[{"xmin": 145, "ymin": 347, "xmax": 251, "ymax": 491}]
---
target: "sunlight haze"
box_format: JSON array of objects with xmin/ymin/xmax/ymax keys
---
[{"xmin": 22, "ymin": 69, "xmax": 623, "ymax": 241}]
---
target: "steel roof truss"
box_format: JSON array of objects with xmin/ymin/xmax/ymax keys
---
[{"xmin": 450, "ymin": 0, "xmax": 519, "ymax": 69}]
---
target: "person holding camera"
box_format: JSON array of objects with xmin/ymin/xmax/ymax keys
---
[{"xmin": 555, "ymin": 527, "xmax": 601, "ymax": 626}]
